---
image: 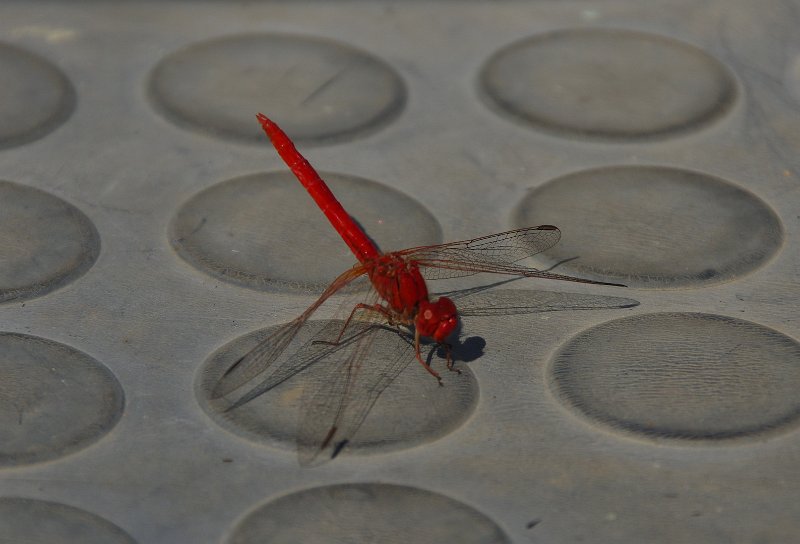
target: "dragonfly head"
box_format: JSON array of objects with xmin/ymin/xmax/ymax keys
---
[{"xmin": 415, "ymin": 297, "xmax": 459, "ymax": 343}]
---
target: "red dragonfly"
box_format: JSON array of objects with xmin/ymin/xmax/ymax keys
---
[{"xmin": 212, "ymin": 114, "xmax": 624, "ymax": 464}]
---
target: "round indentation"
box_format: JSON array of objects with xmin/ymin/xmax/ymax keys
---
[
  {"xmin": 149, "ymin": 34, "xmax": 405, "ymax": 143},
  {"xmin": 198, "ymin": 320, "xmax": 477, "ymax": 462},
  {"xmin": 227, "ymin": 483, "xmax": 509, "ymax": 543},
  {"xmin": 549, "ymin": 313, "xmax": 800, "ymax": 441},
  {"xmin": 0, "ymin": 181, "xmax": 100, "ymax": 303},
  {"xmin": 512, "ymin": 166, "xmax": 782, "ymax": 288},
  {"xmin": 0, "ymin": 498, "xmax": 135, "ymax": 543},
  {"xmin": 480, "ymin": 29, "xmax": 736, "ymax": 139},
  {"xmin": 170, "ymin": 172, "xmax": 441, "ymax": 292},
  {"xmin": 0, "ymin": 42, "xmax": 75, "ymax": 148},
  {"xmin": 0, "ymin": 333, "xmax": 124, "ymax": 466}
]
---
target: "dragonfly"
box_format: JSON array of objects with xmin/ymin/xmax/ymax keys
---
[{"xmin": 212, "ymin": 114, "xmax": 625, "ymax": 464}]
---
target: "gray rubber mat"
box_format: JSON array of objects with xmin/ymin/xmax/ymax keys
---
[{"xmin": 1, "ymin": 2, "xmax": 799, "ymax": 542}]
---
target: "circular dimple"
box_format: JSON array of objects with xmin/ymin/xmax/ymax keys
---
[
  {"xmin": 0, "ymin": 42, "xmax": 75, "ymax": 148},
  {"xmin": 198, "ymin": 320, "xmax": 478, "ymax": 460},
  {"xmin": 0, "ymin": 498, "xmax": 135, "ymax": 543},
  {"xmin": 480, "ymin": 28, "xmax": 736, "ymax": 139},
  {"xmin": 512, "ymin": 166, "xmax": 782, "ymax": 288},
  {"xmin": 170, "ymin": 172, "xmax": 441, "ymax": 292},
  {"xmin": 549, "ymin": 313, "xmax": 800, "ymax": 441},
  {"xmin": 148, "ymin": 34, "xmax": 405, "ymax": 144},
  {"xmin": 0, "ymin": 333, "xmax": 124, "ymax": 466},
  {"xmin": 227, "ymin": 483, "xmax": 509, "ymax": 544},
  {"xmin": 0, "ymin": 181, "xmax": 100, "ymax": 303}
]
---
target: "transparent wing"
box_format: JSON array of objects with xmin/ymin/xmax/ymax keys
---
[
  {"xmin": 399, "ymin": 226, "xmax": 560, "ymax": 279},
  {"xmin": 296, "ymin": 321, "xmax": 415, "ymax": 466},
  {"xmin": 454, "ymin": 289, "xmax": 640, "ymax": 317},
  {"xmin": 398, "ymin": 226, "xmax": 624, "ymax": 286},
  {"xmin": 212, "ymin": 265, "xmax": 416, "ymax": 465},
  {"xmin": 211, "ymin": 265, "xmax": 368, "ymax": 406}
]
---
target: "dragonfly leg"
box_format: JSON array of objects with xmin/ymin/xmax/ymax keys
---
[
  {"xmin": 441, "ymin": 342, "xmax": 461, "ymax": 374},
  {"xmin": 313, "ymin": 303, "xmax": 393, "ymax": 347},
  {"xmin": 414, "ymin": 328, "xmax": 443, "ymax": 386}
]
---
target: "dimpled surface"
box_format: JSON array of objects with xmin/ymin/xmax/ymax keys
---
[{"xmin": 0, "ymin": 3, "xmax": 798, "ymax": 543}]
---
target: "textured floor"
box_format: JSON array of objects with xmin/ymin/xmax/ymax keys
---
[{"xmin": 1, "ymin": 2, "xmax": 799, "ymax": 542}]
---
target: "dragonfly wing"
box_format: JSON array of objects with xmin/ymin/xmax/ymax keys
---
[
  {"xmin": 297, "ymin": 322, "xmax": 415, "ymax": 466},
  {"xmin": 455, "ymin": 289, "xmax": 640, "ymax": 317},
  {"xmin": 211, "ymin": 266, "xmax": 367, "ymax": 403},
  {"xmin": 401, "ymin": 226, "xmax": 625, "ymax": 286},
  {"xmin": 400, "ymin": 226, "xmax": 561, "ymax": 280}
]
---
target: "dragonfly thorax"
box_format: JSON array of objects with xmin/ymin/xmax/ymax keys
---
[{"xmin": 367, "ymin": 254, "xmax": 430, "ymax": 319}]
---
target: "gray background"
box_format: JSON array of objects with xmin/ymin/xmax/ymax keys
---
[{"xmin": 1, "ymin": 1, "xmax": 799, "ymax": 542}]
